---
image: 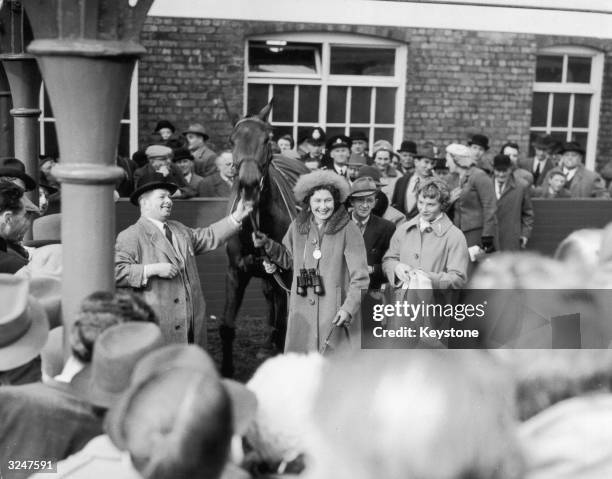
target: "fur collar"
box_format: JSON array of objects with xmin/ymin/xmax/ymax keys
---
[{"xmin": 296, "ymin": 206, "xmax": 350, "ymax": 235}]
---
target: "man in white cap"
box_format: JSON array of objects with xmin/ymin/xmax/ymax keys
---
[
  {"xmin": 133, "ymin": 145, "xmax": 195, "ymax": 197},
  {"xmin": 115, "ymin": 180, "xmax": 253, "ymax": 347}
]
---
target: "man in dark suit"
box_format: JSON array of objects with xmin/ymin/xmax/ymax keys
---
[
  {"xmin": 492, "ymin": 155, "xmax": 534, "ymax": 251},
  {"xmin": 348, "ymin": 177, "xmax": 395, "ymax": 289},
  {"xmin": 133, "ymin": 145, "xmax": 196, "ymax": 198},
  {"xmin": 200, "ymin": 151, "xmax": 236, "ymax": 198},
  {"xmin": 519, "ymin": 134, "xmax": 556, "ymax": 187},
  {"xmin": 172, "ymin": 147, "xmax": 207, "ymax": 197},
  {"xmin": 391, "ymin": 147, "xmax": 436, "ymax": 220}
]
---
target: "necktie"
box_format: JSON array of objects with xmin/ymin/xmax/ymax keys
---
[
  {"xmin": 359, "ymin": 221, "xmax": 366, "ymax": 235},
  {"xmin": 533, "ymin": 161, "xmax": 541, "ymax": 183},
  {"xmin": 163, "ymin": 223, "xmax": 173, "ymax": 246}
]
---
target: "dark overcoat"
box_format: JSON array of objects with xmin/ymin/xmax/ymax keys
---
[
  {"xmin": 496, "ymin": 176, "xmax": 534, "ymax": 251},
  {"xmin": 362, "ymin": 214, "xmax": 396, "ymax": 289}
]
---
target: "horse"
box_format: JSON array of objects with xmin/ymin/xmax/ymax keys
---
[{"xmin": 220, "ymin": 100, "xmax": 309, "ymax": 377}]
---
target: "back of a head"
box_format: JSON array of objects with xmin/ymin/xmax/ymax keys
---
[
  {"xmin": 306, "ymin": 350, "xmax": 524, "ymax": 479},
  {"xmin": 554, "ymin": 229, "xmax": 602, "ymax": 268},
  {"xmin": 119, "ymin": 368, "xmax": 232, "ymax": 479},
  {"xmin": 70, "ymin": 291, "xmax": 158, "ymax": 362}
]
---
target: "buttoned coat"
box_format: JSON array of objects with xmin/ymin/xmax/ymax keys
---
[
  {"xmin": 361, "ymin": 214, "xmax": 396, "ymax": 289},
  {"xmin": 264, "ymin": 208, "xmax": 370, "ymax": 353},
  {"xmin": 452, "ymin": 167, "xmax": 497, "ymax": 245},
  {"xmin": 382, "ymin": 213, "xmax": 468, "ymax": 289},
  {"xmin": 115, "ymin": 216, "xmax": 239, "ymax": 346},
  {"xmin": 495, "ymin": 176, "xmax": 534, "ymax": 251}
]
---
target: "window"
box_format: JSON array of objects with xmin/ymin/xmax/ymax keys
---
[
  {"xmin": 246, "ymin": 34, "xmax": 407, "ymax": 151},
  {"xmin": 39, "ymin": 68, "xmax": 139, "ymax": 159},
  {"xmin": 530, "ymin": 47, "xmax": 604, "ymax": 169}
]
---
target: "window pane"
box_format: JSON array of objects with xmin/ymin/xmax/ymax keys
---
[
  {"xmin": 550, "ymin": 131, "xmax": 568, "ymax": 145},
  {"xmin": 531, "ymin": 92, "xmax": 548, "ymax": 127},
  {"xmin": 271, "ymin": 85, "xmax": 293, "ymax": 122},
  {"xmin": 551, "ymin": 93, "xmax": 570, "ymax": 127},
  {"xmin": 273, "ymin": 125, "xmax": 294, "ymax": 142},
  {"xmin": 326, "ymin": 126, "xmax": 347, "ymax": 138},
  {"xmin": 249, "ymin": 41, "xmax": 320, "ymax": 74},
  {"xmin": 573, "ymin": 94, "xmax": 591, "ymax": 128},
  {"xmin": 118, "ymin": 124, "xmax": 130, "ymax": 157},
  {"xmin": 536, "ymin": 55, "xmax": 563, "ymax": 82},
  {"xmin": 375, "ymin": 88, "xmax": 396, "ymax": 124},
  {"xmin": 247, "ymin": 84, "xmax": 269, "ymax": 116},
  {"xmin": 567, "ymin": 56, "xmax": 591, "ymax": 83},
  {"xmin": 571, "ymin": 132, "xmax": 588, "ymax": 155},
  {"xmin": 298, "ymin": 86, "xmax": 320, "ymax": 123},
  {"xmin": 373, "ymin": 128, "xmax": 394, "ymax": 144},
  {"xmin": 350, "ymin": 87, "xmax": 371, "ymax": 123},
  {"xmin": 327, "ymin": 86, "xmax": 347, "ymax": 123},
  {"xmin": 330, "ymin": 47, "xmax": 395, "ymax": 76},
  {"xmin": 43, "ymin": 122, "xmax": 59, "ymax": 158}
]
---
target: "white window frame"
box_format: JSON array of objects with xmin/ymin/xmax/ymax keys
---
[
  {"xmin": 39, "ymin": 66, "xmax": 139, "ymax": 158},
  {"xmin": 245, "ymin": 33, "xmax": 407, "ymax": 151},
  {"xmin": 531, "ymin": 46, "xmax": 604, "ymax": 169}
]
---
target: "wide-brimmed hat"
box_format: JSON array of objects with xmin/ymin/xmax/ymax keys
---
[
  {"xmin": 349, "ymin": 177, "xmax": 378, "ymax": 198},
  {"xmin": 372, "ymin": 140, "xmax": 399, "ymax": 161},
  {"xmin": 350, "ymin": 131, "xmax": 368, "ymax": 143},
  {"xmin": 29, "ymin": 277, "xmax": 62, "ymax": 329},
  {"xmin": 153, "ymin": 120, "xmax": 175, "ymax": 134},
  {"xmin": 468, "ymin": 134, "xmax": 490, "ymax": 151},
  {"xmin": 294, "ymin": 170, "xmax": 351, "ymax": 203},
  {"xmin": 107, "ymin": 344, "xmax": 258, "ymax": 446},
  {"xmin": 0, "ymin": 274, "xmax": 49, "ymax": 371},
  {"xmin": 446, "ymin": 143, "xmax": 475, "ymax": 167},
  {"xmin": 299, "ymin": 127, "xmax": 326, "ymax": 146},
  {"xmin": 171, "ymin": 147, "xmax": 194, "ymax": 162},
  {"xmin": 182, "ymin": 123, "xmax": 209, "ymax": 140},
  {"xmin": 26, "ymin": 213, "xmax": 61, "ymax": 248},
  {"xmin": 0, "ymin": 157, "xmax": 37, "ymax": 191},
  {"xmin": 356, "ymin": 165, "xmax": 383, "ymax": 185},
  {"xmin": 347, "ymin": 153, "xmax": 368, "ymax": 167},
  {"xmin": 398, "ymin": 141, "xmax": 417, "ymax": 154},
  {"xmin": 130, "ymin": 180, "xmax": 178, "ymax": 206},
  {"xmin": 326, "ymin": 135, "xmax": 352, "ymax": 152},
  {"xmin": 415, "ymin": 144, "xmax": 436, "ymax": 160},
  {"xmin": 559, "ymin": 141, "xmax": 585, "ymax": 156},
  {"xmin": 71, "ymin": 322, "xmax": 164, "ymax": 409}
]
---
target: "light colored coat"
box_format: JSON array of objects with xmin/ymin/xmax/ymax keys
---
[
  {"xmin": 382, "ymin": 213, "xmax": 468, "ymax": 289},
  {"xmin": 115, "ymin": 216, "xmax": 238, "ymax": 346},
  {"xmin": 265, "ymin": 208, "xmax": 370, "ymax": 353}
]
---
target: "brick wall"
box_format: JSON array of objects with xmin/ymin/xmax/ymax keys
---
[{"xmin": 138, "ymin": 17, "xmax": 612, "ymax": 169}]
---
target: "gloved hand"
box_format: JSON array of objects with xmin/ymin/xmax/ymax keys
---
[{"xmin": 481, "ymin": 236, "xmax": 495, "ymax": 254}]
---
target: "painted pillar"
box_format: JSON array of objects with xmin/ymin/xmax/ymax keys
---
[
  {"xmin": 22, "ymin": 0, "xmax": 153, "ymax": 353},
  {"xmin": 0, "ymin": 66, "xmax": 14, "ymax": 157}
]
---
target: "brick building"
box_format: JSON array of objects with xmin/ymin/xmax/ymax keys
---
[{"xmin": 37, "ymin": 1, "xmax": 612, "ymax": 172}]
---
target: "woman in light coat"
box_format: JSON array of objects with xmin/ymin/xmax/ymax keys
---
[
  {"xmin": 383, "ymin": 178, "xmax": 468, "ymax": 289},
  {"xmin": 253, "ymin": 170, "xmax": 370, "ymax": 353}
]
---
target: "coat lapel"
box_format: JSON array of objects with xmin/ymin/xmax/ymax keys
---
[{"xmin": 137, "ymin": 217, "xmax": 180, "ymax": 266}]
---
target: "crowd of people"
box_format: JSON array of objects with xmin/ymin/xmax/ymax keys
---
[{"xmin": 2, "ymin": 118, "xmax": 612, "ymax": 477}]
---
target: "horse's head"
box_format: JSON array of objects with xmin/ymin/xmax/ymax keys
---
[{"xmin": 230, "ymin": 100, "xmax": 273, "ymax": 204}]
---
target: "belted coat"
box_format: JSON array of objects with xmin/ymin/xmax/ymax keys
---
[
  {"xmin": 115, "ymin": 216, "xmax": 238, "ymax": 346},
  {"xmin": 264, "ymin": 207, "xmax": 370, "ymax": 353}
]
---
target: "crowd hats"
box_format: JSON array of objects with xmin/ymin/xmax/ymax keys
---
[
  {"xmin": 356, "ymin": 165, "xmax": 383, "ymax": 185},
  {"xmin": 130, "ymin": 180, "xmax": 178, "ymax": 206},
  {"xmin": 493, "ymin": 154, "xmax": 512, "ymax": 171},
  {"xmin": 294, "ymin": 169, "xmax": 351, "ymax": 203},
  {"xmin": 350, "ymin": 131, "xmax": 368, "ymax": 143},
  {"xmin": 153, "ymin": 120, "xmax": 175, "ymax": 134},
  {"xmin": 107, "ymin": 344, "xmax": 258, "ymax": 444},
  {"xmin": 532, "ymin": 134, "xmax": 556, "ymax": 151},
  {"xmin": 349, "ymin": 177, "xmax": 378, "ymax": 198},
  {"xmin": 326, "ymin": 134, "xmax": 352, "ymax": 152},
  {"xmin": 71, "ymin": 322, "xmax": 165, "ymax": 409},
  {"xmin": 468, "ymin": 134, "xmax": 490, "ymax": 151},
  {"xmin": 299, "ymin": 127, "xmax": 326, "ymax": 146},
  {"xmin": 183, "ymin": 123, "xmax": 210, "ymax": 141},
  {"xmin": 0, "ymin": 157, "xmax": 37, "ymax": 191},
  {"xmin": 171, "ymin": 147, "xmax": 194, "ymax": 162},
  {"xmin": 559, "ymin": 141, "xmax": 585, "ymax": 156},
  {"xmin": 347, "ymin": 153, "xmax": 368, "ymax": 167},
  {"xmin": 372, "ymin": 140, "xmax": 399, "ymax": 161},
  {"xmin": 446, "ymin": 143, "xmax": 475, "ymax": 167},
  {"xmin": 0, "ymin": 275, "xmax": 49, "ymax": 372},
  {"xmin": 144, "ymin": 144, "xmax": 173, "ymax": 161},
  {"xmin": 398, "ymin": 140, "xmax": 418, "ymax": 155}
]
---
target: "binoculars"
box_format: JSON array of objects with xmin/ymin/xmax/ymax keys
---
[{"xmin": 296, "ymin": 268, "xmax": 325, "ymax": 296}]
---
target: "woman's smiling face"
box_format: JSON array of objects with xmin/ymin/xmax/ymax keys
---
[{"xmin": 309, "ymin": 189, "xmax": 335, "ymax": 222}]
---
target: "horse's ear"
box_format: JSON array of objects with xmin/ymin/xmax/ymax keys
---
[{"xmin": 257, "ymin": 98, "xmax": 274, "ymax": 122}]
